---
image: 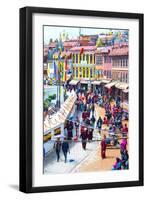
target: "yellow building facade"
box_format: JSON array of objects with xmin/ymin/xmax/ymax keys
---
[{"xmin": 72, "ymin": 52, "xmax": 103, "ymax": 80}]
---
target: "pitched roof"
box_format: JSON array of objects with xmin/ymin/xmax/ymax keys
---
[
  {"xmin": 109, "ymin": 47, "xmax": 128, "ymax": 56},
  {"xmin": 63, "ymin": 41, "xmax": 78, "ymax": 47},
  {"xmin": 70, "ymin": 46, "xmax": 97, "ymax": 51}
]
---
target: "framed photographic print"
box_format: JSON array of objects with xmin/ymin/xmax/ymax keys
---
[{"xmin": 19, "ymin": 7, "xmax": 144, "ymax": 193}]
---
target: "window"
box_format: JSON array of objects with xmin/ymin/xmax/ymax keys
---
[
  {"xmin": 96, "ymin": 56, "xmax": 102, "ymax": 65},
  {"xmin": 123, "ymin": 73, "xmax": 126, "ymax": 82},
  {"xmin": 83, "ymin": 67, "xmax": 85, "ymax": 78},
  {"xmin": 86, "ymin": 68, "xmax": 89, "ymax": 77},
  {"xmin": 73, "ymin": 67, "xmax": 76, "ymax": 77},
  {"xmin": 119, "ymin": 59, "xmax": 121, "ymax": 67},
  {"xmin": 104, "ymin": 56, "xmax": 110, "ymax": 63},
  {"xmin": 90, "ymin": 54, "xmax": 92, "ymax": 64},
  {"xmin": 126, "ymin": 59, "xmax": 128, "ymax": 67},
  {"xmin": 123, "ymin": 59, "xmax": 125, "ymax": 67},
  {"xmin": 86, "ymin": 54, "xmax": 89, "ymax": 63},
  {"xmin": 90, "ymin": 68, "xmax": 93, "ymax": 78},
  {"xmin": 121, "ymin": 60, "xmax": 123, "ymax": 67},
  {"xmin": 93, "ymin": 68, "xmax": 95, "ymax": 77},
  {"xmin": 104, "ymin": 56, "xmax": 107, "ymax": 63},
  {"xmin": 76, "ymin": 67, "xmax": 78, "ymax": 77},
  {"xmin": 79, "ymin": 67, "xmax": 82, "ymax": 77},
  {"xmin": 126, "ymin": 73, "xmax": 128, "ymax": 83},
  {"xmin": 79, "ymin": 54, "xmax": 81, "ymax": 63},
  {"xmin": 72, "ymin": 54, "xmax": 75, "ymax": 63},
  {"xmin": 76, "ymin": 54, "xmax": 78, "ymax": 63},
  {"xmin": 110, "ymin": 70, "xmax": 112, "ymax": 78}
]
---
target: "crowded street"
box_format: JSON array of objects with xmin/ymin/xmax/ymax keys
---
[
  {"xmin": 43, "ymin": 83, "xmax": 129, "ymax": 174},
  {"xmin": 43, "ymin": 28, "xmax": 129, "ymax": 174}
]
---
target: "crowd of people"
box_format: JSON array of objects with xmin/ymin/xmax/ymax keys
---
[
  {"xmin": 53, "ymin": 83, "xmax": 129, "ymax": 170},
  {"xmin": 112, "ymin": 139, "xmax": 129, "ymax": 170}
]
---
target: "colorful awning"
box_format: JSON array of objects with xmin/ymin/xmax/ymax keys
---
[
  {"xmin": 115, "ymin": 82, "xmax": 129, "ymax": 90},
  {"xmin": 44, "ymin": 92, "xmax": 77, "ymax": 133},
  {"xmin": 69, "ymin": 80, "xmax": 79, "ymax": 85},
  {"xmin": 101, "ymin": 79, "xmax": 111, "ymax": 84},
  {"xmin": 105, "ymin": 81, "xmax": 118, "ymax": 89},
  {"xmin": 92, "ymin": 80, "xmax": 102, "ymax": 85},
  {"xmin": 80, "ymin": 80, "xmax": 90, "ymax": 84}
]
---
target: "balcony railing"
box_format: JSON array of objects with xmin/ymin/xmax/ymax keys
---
[
  {"xmin": 112, "ymin": 67, "xmax": 128, "ymax": 71},
  {"xmin": 73, "ymin": 63, "xmax": 96, "ymax": 67}
]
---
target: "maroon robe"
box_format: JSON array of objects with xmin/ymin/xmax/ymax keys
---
[{"xmin": 101, "ymin": 139, "xmax": 107, "ymax": 159}]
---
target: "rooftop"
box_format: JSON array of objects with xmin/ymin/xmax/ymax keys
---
[
  {"xmin": 109, "ymin": 47, "xmax": 128, "ymax": 56},
  {"xmin": 63, "ymin": 41, "xmax": 78, "ymax": 47},
  {"xmin": 70, "ymin": 46, "xmax": 97, "ymax": 51}
]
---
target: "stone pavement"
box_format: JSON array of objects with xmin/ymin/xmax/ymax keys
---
[
  {"xmin": 74, "ymin": 145, "xmax": 121, "ymax": 172},
  {"xmin": 44, "ymin": 140, "xmax": 100, "ymax": 174}
]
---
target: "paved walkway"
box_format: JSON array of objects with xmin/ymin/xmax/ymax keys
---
[
  {"xmin": 75, "ymin": 147, "xmax": 121, "ymax": 172},
  {"xmin": 44, "ymin": 140, "xmax": 100, "ymax": 174}
]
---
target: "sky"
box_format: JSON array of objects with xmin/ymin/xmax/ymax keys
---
[{"xmin": 44, "ymin": 26, "xmax": 128, "ymax": 45}]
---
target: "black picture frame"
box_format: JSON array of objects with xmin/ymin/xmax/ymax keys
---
[{"xmin": 19, "ymin": 6, "xmax": 144, "ymax": 193}]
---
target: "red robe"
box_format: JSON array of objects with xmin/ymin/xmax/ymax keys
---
[{"xmin": 101, "ymin": 139, "xmax": 107, "ymax": 159}]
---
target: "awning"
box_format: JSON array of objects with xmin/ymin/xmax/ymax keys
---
[
  {"xmin": 115, "ymin": 82, "xmax": 129, "ymax": 90},
  {"xmin": 92, "ymin": 80, "xmax": 102, "ymax": 85},
  {"xmin": 105, "ymin": 81, "xmax": 118, "ymax": 89},
  {"xmin": 44, "ymin": 92, "xmax": 77, "ymax": 133},
  {"xmin": 80, "ymin": 80, "xmax": 89, "ymax": 84},
  {"xmin": 101, "ymin": 79, "xmax": 111, "ymax": 84},
  {"xmin": 69, "ymin": 80, "xmax": 79, "ymax": 85}
]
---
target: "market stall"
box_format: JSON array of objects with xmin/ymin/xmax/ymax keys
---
[
  {"xmin": 104, "ymin": 81, "xmax": 118, "ymax": 98},
  {"xmin": 69, "ymin": 80, "xmax": 79, "ymax": 85},
  {"xmin": 122, "ymin": 88, "xmax": 129, "ymax": 102},
  {"xmin": 105, "ymin": 81, "xmax": 118, "ymax": 89},
  {"xmin": 115, "ymin": 82, "xmax": 129, "ymax": 101}
]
